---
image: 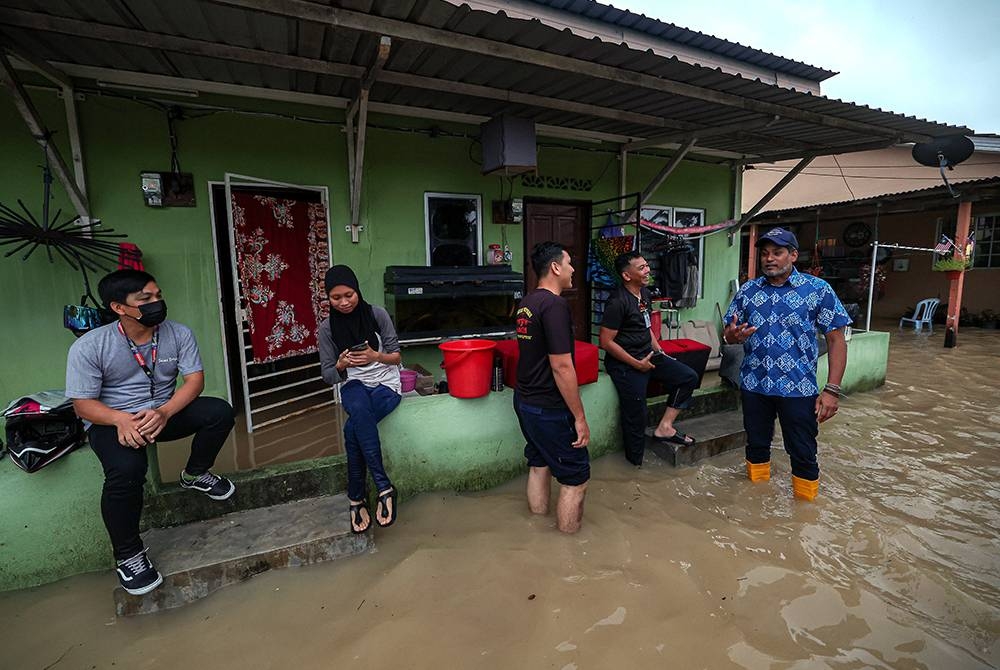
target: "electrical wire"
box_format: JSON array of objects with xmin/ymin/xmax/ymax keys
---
[
  {"xmin": 832, "ymin": 155, "xmax": 856, "ymax": 199},
  {"xmin": 750, "ymin": 167, "xmax": 987, "ymax": 180}
]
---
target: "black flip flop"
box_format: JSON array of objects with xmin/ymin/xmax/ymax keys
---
[
  {"xmin": 349, "ymin": 501, "xmax": 370, "ymax": 534},
  {"xmin": 653, "ymin": 430, "xmax": 696, "ymax": 447},
  {"xmin": 375, "ymin": 488, "xmax": 398, "ymax": 528}
]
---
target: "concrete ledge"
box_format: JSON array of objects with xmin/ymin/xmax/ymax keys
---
[
  {"xmin": 818, "ymin": 330, "xmax": 889, "ymax": 394},
  {"xmin": 116, "ymin": 494, "xmax": 371, "ymax": 616},
  {"xmin": 378, "ymin": 374, "xmax": 622, "ymax": 498},
  {"xmin": 646, "ymin": 384, "xmax": 738, "ymax": 426},
  {"xmin": 141, "ymin": 455, "xmax": 348, "ymax": 530},
  {"xmin": 647, "ymin": 410, "xmax": 745, "ymax": 467},
  {"xmin": 0, "ymin": 448, "xmax": 109, "ymax": 592}
]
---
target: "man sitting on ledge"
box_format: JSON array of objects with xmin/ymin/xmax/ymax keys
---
[
  {"xmin": 66, "ymin": 269, "xmax": 236, "ymax": 596},
  {"xmin": 600, "ymin": 251, "xmax": 699, "ymax": 466}
]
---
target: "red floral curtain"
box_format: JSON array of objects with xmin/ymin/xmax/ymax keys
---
[{"xmin": 231, "ymin": 193, "xmax": 330, "ymax": 364}]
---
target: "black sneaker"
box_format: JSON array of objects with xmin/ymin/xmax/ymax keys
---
[
  {"xmin": 116, "ymin": 548, "xmax": 163, "ymax": 596},
  {"xmin": 179, "ymin": 470, "xmax": 236, "ymax": 500}
]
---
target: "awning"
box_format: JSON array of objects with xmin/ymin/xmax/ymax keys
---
[{"xmin": 0, "ymin": 0, "xmax": 973, "ymax": 163}]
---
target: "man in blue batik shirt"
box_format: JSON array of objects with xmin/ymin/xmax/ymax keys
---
[{"xmin": 723, "ymin": 227, "xmax": 851, "ymax": 501}]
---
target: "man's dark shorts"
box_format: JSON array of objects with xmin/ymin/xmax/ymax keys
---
[{"xmin": 514, "ymin": 393, "xmax": 590, "ymax": 486}]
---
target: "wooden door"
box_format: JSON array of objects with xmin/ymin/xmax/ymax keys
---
[{"xmin": 524, "ymin": 201, "xmax": 591, "ymax": 339}]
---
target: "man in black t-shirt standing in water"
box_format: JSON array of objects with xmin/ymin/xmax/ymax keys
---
[{"xmin": 514, "ymin": 242, "xmax": 591, "ymax": 533}]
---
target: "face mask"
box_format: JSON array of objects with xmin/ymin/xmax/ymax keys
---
[{"xmin": 134, "ymin": 300, "xmax": 167, "ymax": 327}]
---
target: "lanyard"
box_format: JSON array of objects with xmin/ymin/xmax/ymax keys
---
[{"xmin": 118, "ymin": 322, "xmax": 158, "ymax": 398}]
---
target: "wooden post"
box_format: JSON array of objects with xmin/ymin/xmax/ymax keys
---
[
  {"xmin": 944, "ymin": 200, "xmax": 972, "ymax": 348},
  {"xmin": 0, "ymin": 50, "xmax": 90, "ymax": 220},
  {"xmin": 747, "ymin": 223, "xmax": 759, "ymax": 280},
  {"xmin": 618, "ymin": 146, "xmax": 627, "ymax": 211}
]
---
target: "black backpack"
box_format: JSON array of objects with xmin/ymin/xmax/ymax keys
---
[{"xmin": 3, "ymin": 392, "xmax": 85, "ymax": 473}]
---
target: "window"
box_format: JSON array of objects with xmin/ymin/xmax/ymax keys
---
[
  {"xmin": 424, "ymin": 193, "xmax": 482, "ymax": 266},
  {"xmin": 936, "ymin": 215, "xmax": 999, "ymax": 269},
  {"xmin": 973, "ymin": 214, "xmax": 1000, "ymax": 268}
]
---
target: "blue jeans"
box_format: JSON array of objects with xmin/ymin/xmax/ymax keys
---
[
  {"xmin": 741, "ymin": 390, "xmax": 819, "ymax": 480},
  {"xmin": 340, "ymin": 381, "xmax": 401, "ymax": 501}
]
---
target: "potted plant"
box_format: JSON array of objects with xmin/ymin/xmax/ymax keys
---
[
  {"xmin": 932, "ymin": 256, "xmax": 970, "ymax": 280},
  {"xmin": 981, "ymin": 309, "xmax": 998, "ymax": 329}
]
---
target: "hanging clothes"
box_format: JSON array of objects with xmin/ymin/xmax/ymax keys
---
[
  {"xmin": 677, "ymin": 263, "xmax": 699, "ymax": 308},
  {"xmin": 656, "ymin": 243, "xmax": 697, "ymax": 303},
  {"xmin": 117, "ymin": 243, "xmax": 144, "ymax": 271}
]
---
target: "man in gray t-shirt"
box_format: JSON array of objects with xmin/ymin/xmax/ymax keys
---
[{"xmin": 65, "ymin": 270, "xmax": 236, "ymax": 596}]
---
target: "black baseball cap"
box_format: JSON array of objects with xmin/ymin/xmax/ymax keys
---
[{"xmin": 755, "ymin": 227, "xmax": 798, "ymax": 250}]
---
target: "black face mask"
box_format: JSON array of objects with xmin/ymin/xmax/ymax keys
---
[{"xmin": 133, "ymin": 300, "xmax": 167, "ymax": 327}]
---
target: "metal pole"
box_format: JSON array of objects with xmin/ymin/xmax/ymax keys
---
[{"xmin": 865, "ymin": 241, "xmax": 878, "ymax": 332}]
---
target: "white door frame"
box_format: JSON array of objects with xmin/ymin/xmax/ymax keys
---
[{"xmin": 209, "ymin": 173, "xmax": 332, "ymax": 433}]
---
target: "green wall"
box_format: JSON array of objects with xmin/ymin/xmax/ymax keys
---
[
  {"xmin": 0, "ymin": 85, "xmax": 735, "ymax": 591},
  {"xmin": 0, "ymin": 87, "xmax": 736, "ymax": 412}
]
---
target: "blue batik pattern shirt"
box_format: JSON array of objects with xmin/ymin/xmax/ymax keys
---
[{"xmin": 724, "ymin": 269, "xmax": 851, "ymax": 397}]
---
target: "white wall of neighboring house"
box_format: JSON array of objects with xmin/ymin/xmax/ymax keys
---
[{"xmin": 743, "ymin": 139, "xmax": 1000, "ymax": 213}]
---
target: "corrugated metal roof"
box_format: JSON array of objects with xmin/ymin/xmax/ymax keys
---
[
  {"xmin": 756, "ymin": 177, "xmax": 1000, "ymax": 219},
  {"xmin": 528, "ymin": 0, "xmax": 838, "ymax": 82},
  {"xmin": 0, "ymin": 0, "xmax": 974, "ymax": 161}
]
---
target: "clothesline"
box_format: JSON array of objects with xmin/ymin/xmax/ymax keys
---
[{"xmin": 638, "ymin": 218, "xmax": 739, "ymax": 240}]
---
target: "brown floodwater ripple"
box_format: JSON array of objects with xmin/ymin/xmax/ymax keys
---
[{"xmin": 1, "ymin": 326, "xmax": 997, "ymax": 669}]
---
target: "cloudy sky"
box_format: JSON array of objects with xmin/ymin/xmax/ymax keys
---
[{"xmin": 612, "ymin": 0, "xmax": 999, "ymax": 134}]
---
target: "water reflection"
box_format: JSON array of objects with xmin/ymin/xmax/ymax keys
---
[{"xmin": 0, "ymin": 326, "xmax": 997, "ymax": 669}]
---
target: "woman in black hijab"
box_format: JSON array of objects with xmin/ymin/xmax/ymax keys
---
[{"xmin": 318, "ymin": 265, "xmax": 403, "ymax": 532}]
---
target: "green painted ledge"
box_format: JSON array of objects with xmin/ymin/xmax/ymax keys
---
[
  {"xmin": 817, "ymin": 330, "xmax": 890, "ymax": 394},
  {"xmin": 379, "ymin": 375, "xmax": 623, "ymax": 497},
  {"xmin": 1, "ymin": 374, "xmax": 745, "ymax": 591},
  {"xmin": 0, "ymin": 450, "xmax": 110, "ymax": 592}
]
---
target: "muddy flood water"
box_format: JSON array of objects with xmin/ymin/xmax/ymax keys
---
[{"xmin": 2, "ymin": 326, "xmax": 998, "ymax": 669}]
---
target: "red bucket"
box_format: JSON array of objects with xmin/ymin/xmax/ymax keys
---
[{"xmin": 438, "ymin": 339, "xmax": 496, "ymax": 398}]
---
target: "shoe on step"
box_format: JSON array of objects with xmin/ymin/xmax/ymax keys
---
[
  {"xmin": 179, "ymin": 470, "xmax": 236, "ymax": 500},
  {"xmin": 116, "ymin": 548, "xmax": 163, "ymax": 596}
]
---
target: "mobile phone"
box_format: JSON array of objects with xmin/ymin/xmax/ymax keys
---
[
  {"xmin": 348, "ymin": 342, "xmax": 369, "ymax": 352},
  {"xmin": 650, "ymin": 350, "xmax": 665, "ymax": 361}
]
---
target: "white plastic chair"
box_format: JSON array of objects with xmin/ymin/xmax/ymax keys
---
[{"xmin": 899, "ymin": 298, "xmax": 940, "ymax": 333}]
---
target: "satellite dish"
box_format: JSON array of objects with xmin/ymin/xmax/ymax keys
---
[
  {"xmin": 911, "ymin": 135, "xmax": 975, "ymax": 198},
  {"xmin": 912, "ymin": 135, "xmax": 974, "ymax": 168}
]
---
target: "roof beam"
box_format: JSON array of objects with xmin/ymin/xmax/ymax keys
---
[
  {"xmin": 640, "ymin": 137, "xmax": 697, "ymax": 207},
  {"xmin": 0, "ymin": 50, "xmax": 90, "ymax": 219},
  {"xmin": 345, "ymin": 36, "xmax": 389, "ymax": 243},
  {"xmin": 377, "ymin": 70, "xmax": 695, "ymax": 131},
  {"xmin": 0, "ymin": 7, "xmax": 365, "ymax": 80},
  {"xmin": 740, "ymin": 155, "xmax": 815, "ymax": 224},
  {"xmin": 741, "ymin": 139, "xmax": 902, "ymax": 165},
  {"xmin": 42, "ymin": 60, "xmax": 646, "ymax": 144},
  {"xmin": 0, "ymin": 39, "xmax": 88, "ymax": 198},
  {"xmin": 753, "ymin": 192, "xmax": 1000, "ymax": 225},
  {"xmin": 0, "ymin": 36, "xmax": 71, "ymax": 88},
  {"xmin": 0, "ymin": 8, "xmax": 702, "ymax": 136},
  {"xmin": 212, "ymin": 0, "xmax": 936, "ymax": 143},
  {"xmin": 625, "ymin": 118, "xmax": 774, "ymax": 151}
]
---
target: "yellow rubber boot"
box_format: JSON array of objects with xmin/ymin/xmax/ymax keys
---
[
  {"xmin": 746, "ymin": 460, "xmax": 771, "ymax": 482},
  {"xmin": 792, "ymin": 475, "xmax": 819, "ymax": 501}
]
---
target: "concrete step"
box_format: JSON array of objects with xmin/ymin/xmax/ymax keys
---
[
  {"xmin": 115, "ymin": 493, "xmax": 373, "ymax": 616},
  {"xmin": 646, "ymin": 383, "xmax": 738, "ymax": 425},
  {"xmin": 646, "ymin": 409, "xmax": 745, "ymax": 467}
]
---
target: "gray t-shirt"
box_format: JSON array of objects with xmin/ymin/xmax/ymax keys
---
[
  {"xmin": 65, "ymin": 320, "xmax": 203, "ymax": 415},
  {"xmin": 318, "ymin": 305, "xmax": 402, "ymax": 395}
]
